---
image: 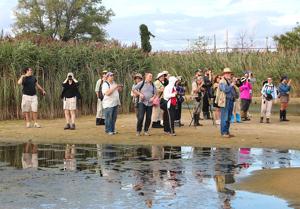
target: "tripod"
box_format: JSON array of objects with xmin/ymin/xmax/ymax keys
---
[
  {"xmin": 189, "ymin": 99, "xmax": 201, "ymax": 127},
  {"xmin": 208, "ymin": 99, "xmax": 216, "ymax": 126}
]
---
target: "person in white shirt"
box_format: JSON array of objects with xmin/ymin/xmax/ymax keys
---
[{"xmin": 102, "ymin": 72, "xmax": 122, "ymax": 135}]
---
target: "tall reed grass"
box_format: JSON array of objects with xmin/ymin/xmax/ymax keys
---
[{"xmin": 0, "ymin": 39, "xmax": 299, "ymax": 120}]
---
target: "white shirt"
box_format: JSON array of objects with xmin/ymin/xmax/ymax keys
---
[{"xmin": 102, "ymin": 81, "xmax": 120, "ymax": 109}]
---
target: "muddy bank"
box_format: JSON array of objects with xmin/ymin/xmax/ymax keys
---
[
  {"xmin": 0, "ymin": 110, "xmax": 300, "ymax": 150},
  {"xmin": 234, "ymin": 168, "xmax": 300, "ymax": 209}
]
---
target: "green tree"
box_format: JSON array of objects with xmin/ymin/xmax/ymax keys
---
[
  {"xmin": 14, "ymin": 0, "xmax": 114, "ymax": 42},
  {"xmin": 274, "ymin": 23, "xmax": 300, "ymax": 50},
  {"xmin": 139, "ymin": 24, "xmax": 155, "ymax": 53}
]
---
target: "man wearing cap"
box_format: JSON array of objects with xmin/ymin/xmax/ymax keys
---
[
  {"xmin": 278, "ymin": 76, "xmax": 292, "ymax": 122},
  {"xmin": 95, "ymin": 70, "xmax": 107, "ymax": 126},
  {"xmin": 102, "ymin": 72, "xmax": 122, "ymax": 135},
  {"xmin": 152, "ymin": 72, "xmax": 165, "ymax": 128},
  {"xmin": 215, "ymin": 68, "xmax": 238, "ymax": 138},
  {"xmin": 133, "ymin": 73, "xmax": 157, "ymax": 136}
]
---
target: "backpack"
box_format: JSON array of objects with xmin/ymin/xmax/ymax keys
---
[{"xmin": 98, "ymin": 81, "xmax": 110, "ymax": 101}]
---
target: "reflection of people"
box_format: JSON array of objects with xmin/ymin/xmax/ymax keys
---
[
  {"xmin": 64, "ymin": 144, "xmax": 76, "ymax": 171},
  {"xmin": 22, "ymin": 140, "xmax": 38, "ymax": 169}
]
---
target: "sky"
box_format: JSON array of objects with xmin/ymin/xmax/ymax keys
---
[{"xmin": 0, "ymin": 0, "xmax": 299, "ymax": 51}]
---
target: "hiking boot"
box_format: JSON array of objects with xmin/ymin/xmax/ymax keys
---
[
  {"xmin": 96, "ymin": 118, "xmax": 101, "ymax": 126},
  {"xmin": 70, "ymin": 124, "xmax": 76, "ymax": 130},
  {"xmin": 282, "ymin": 110, "xmax": 289, "ymax": 122},
  {"xmin": 260, "ymin": 117, "xmax": 264, "ymax": 123},
  {"xmin": 33, "ymin": 123, "xmax": 41, "ymax": 128},
  {"xmin": 194, "ymin": 114, "xmax": 202, "ymax": 126},
  {"xmin": 266, "ymin": 118, "xmax": 270, "ymax": 123},
  {"xmin": 280, "ymin": 110, "xmax": 284, "ymax": 122},
  {"xmin": 99, "ymin": 118, "xmax": 105, "ymax": 125},
  {"xmin": 136, "ymin": 132, "xmax": 141, "ymax": 136},
  {"xmin": 64, "ymin": 123, "xmax": 71, "ymax": 130}
]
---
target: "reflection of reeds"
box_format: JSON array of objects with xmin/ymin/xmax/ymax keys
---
[{"xmin": 0, "ymin": 145, "xmax": 23, "ymax": 168}]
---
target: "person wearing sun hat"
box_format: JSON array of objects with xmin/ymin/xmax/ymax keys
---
[
  {"xmin": 215, "ymin": 68, "xmax": 238, "ymax": 138},
  {"xmin": 131, "ymin": 73, "xmax": 143, "ymax": 118},
  {"xmin": 152, "ymin": 72, "xmax": 165, "ymax": 128},
  {"xmin": 278, "ymin": 76, "xmax": 292, "ymax": 122},
  {"xmin": 260, "ymin": 77, "xmax": 277, "ymax": 123},
  {"xmin": 95, "ymin": 69, "xmax": 108, "ymax": 126}
]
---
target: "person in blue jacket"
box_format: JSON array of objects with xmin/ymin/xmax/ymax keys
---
[{"xmin": 278, "ymin": 76, "xmax": 292, "ymax": 122}]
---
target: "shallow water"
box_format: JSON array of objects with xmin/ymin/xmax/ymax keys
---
[{"xmin": 1, "ymin": 143, "xmax": 300, "ymax": 209}]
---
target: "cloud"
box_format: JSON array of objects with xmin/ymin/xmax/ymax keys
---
[{"xmin": 268, "ymin": 14, "xmax": 300, "ymax": 26}]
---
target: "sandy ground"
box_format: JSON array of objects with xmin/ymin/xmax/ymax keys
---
[
  {"xmin": 234, "ymin": 168, "xmax": 300, "ymax": 209},
  {"xmin": 1, "ymin": 110, "xmax": 300, "ymax": 207},
  {"xmin": 0, "ymin": 110, "xmax": 299, "ymax": 149}
]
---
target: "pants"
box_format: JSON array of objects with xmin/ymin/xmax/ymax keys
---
[
  {"xmin": 193, "ymin": 100, "xmax": 202, "ymax": 115},
  {"xmin": 163, "ymin": 105, "xmax": 176, "ymax": 133},
  {"xmin": 241, "ymin": 99, "xmax": 251, "ymax": 112},
  {"xmin": 137, "ymin": 103, "xmax": 153, "ymax": 132},
  {"xmin": 96, "ymin": 98, "xmax": 105, "ymax": 119},
  {"xmin": 220, "ymin": 99, "xmax": 234, "ymax": 135},
  {"xmin": 152, "ymin": 105, "xmax": 162, "ymax": 121},
  {"xmin": 202, "ymin": 92, "xmax": 209, "ymax": 113},
  {"xmin": 104, "ymin": 106, "xmax": 118, "ymax": 133},
  {"xmin": 175, "ymin": 102, "xmax": 182, "ymax": 121},
  {"xmin": 261, "ymin": 99, "xmax": 273, "ymax": 118}
]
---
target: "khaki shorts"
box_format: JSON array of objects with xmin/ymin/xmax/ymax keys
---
[
  {"xmin": 22, "ymin": 95, "xmax": 38, "ymax": 113},
  {"xmin": 63, "ymin": 97, "xmax": 77, "ymax": 110}
]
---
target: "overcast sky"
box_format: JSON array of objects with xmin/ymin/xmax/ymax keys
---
[{"xmin": 1, "ymin": 0, "xmax": 299, "ymax": 51}]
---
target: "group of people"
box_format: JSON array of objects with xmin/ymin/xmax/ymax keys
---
[{"xmin": 18, "ymin": 66, "xmax": 292, "ymax": 138}]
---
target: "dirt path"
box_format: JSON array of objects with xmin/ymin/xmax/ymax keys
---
[{"xmin": 234, "ymin": 168, "xmax": 300, "ymax": 209}]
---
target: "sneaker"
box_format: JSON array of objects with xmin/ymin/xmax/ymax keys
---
[
  {"xmin": 113, "ymin": 131, "xmax": 118, "ymax": 135},
  {"xmin": 26, "ymin": 122, "xmax": 31, "ymax": 128},
  {"xmin": 222, "ymin": 134, "xmax": 230, "ymax": 138},
  {"xmin": 144, "ymin": 132, "xmax": 151, "ymax": 136},
  {"xmin": 136, "ymin": 132, "xmax": 141, "ymax": 136},
  {"xmin": 169, "ymin": 132, "xmax": 176, "ymax": 136},
  {"xmin": 33, "ymin": 123, "xmax": 41, "ymax": 128},
  {"xmin": 64, "ymin": 124, "xmax": 70, "ymax": 130},
  {"xmin": 108, "ymin": 132, "xmax": 114, "ymax": 135}
]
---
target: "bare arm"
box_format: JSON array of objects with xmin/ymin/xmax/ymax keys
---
[
  {"xmin": 36, "ymin": 83, "xmax": 46, "ymax": 95},
  {"xmin": 17, "ymin": 75, "xmax": 25, "ymax": 85}
]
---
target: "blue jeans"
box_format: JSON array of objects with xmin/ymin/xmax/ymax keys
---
[
  {"xmin": 104, "ymin": 106, "xmax": 118, "ymax": 133},
  {"xmin": 220, "ymin": 99, "xmax": 234, "ymax": 135}
]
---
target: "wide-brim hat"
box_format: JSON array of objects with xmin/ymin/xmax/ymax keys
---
[
  {"xmin": 162, "ymin": 71, "xmax": 169, "ymax": 75},
  {"xmin": 134, "ymin": 73, "xmax": 143, "ymax": 79},
  {"xmin": 156, "ymin": 72, "xmax": 165, "ymax": 79},
  {"xmin": 102, "ymin": 70, "xmax": 108, "ymax": 74},
  {"xmin": 223, "ymin": 67, "xmax": 233, "ymax": 74}
]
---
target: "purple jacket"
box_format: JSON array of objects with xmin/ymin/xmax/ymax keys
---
[{"xmin": 239, "ymin": 81, "xmax": 252, "ymax": 100}]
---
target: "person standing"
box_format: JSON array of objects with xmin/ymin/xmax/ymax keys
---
[
  {"xmin": 202, "ymin": 69, "xmax": 213, "ymax": 119},
  {"xmin": 260, "ymin": 77, "xmax": 277, "ymax": 123},
  {"xmin": 212, "ymin": 75, "xmax": 222, "ymax": 125},
  {"xmin": 191, "ymin": 76, "xmax": 204, "ymax": 126},
  {"xmin": 152, "ymin": 72, "xmax": 165, "ymax": 128},
  {"xmin": 95, "ymin": 70, "xmax": 107, "ymax": 126},
  {"xmin": 17, "ymin": 67, "xmax": 46, "ymax": 128},
  {"xmin": 278, "ymin": 76, "xmax": 292, "ymax": 122},
  {"xmin": 239, "ymin": 77, "xmax": 252, "ymax": 121},
  {"xmin": 163, "ymin": 76, "xmax": 178, "ymax": 136},
  {"xmin": 102, "ymin": 72, "xmax": 122, "ymax": 135},
  {"xmin": 215, "ymin": 68, "xmax": 238, "ymax": 138},
  {"xmin": 175, "ymin": 77, "xmax": 185, "ymax": 127},
  {"xmin": 131, "ymin": 73, "xmax": 143, "ymax": 118},
  {"xmin": 61, "ymin": 72, "xmax": 80, "ymax": 130},
  {"xmin": 134, "ymin": 73, "xmax": 157, "ymax": 136}
]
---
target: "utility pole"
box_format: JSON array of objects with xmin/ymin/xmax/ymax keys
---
[
  {"xmin": 213, "ymin": 34, "xmax": 216, "ymax": 52},
  {"xmin": 225, "ymin": 30, "xmax": 229, "ymax": 52},
  {"xmin": 265, "ymin": 36, "xmax": 269, "ymax": 52}
]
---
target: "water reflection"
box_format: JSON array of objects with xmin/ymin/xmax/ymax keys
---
[{"xmin": 0, "ymin": 143, "xmax": 298, "ymax": 209}]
